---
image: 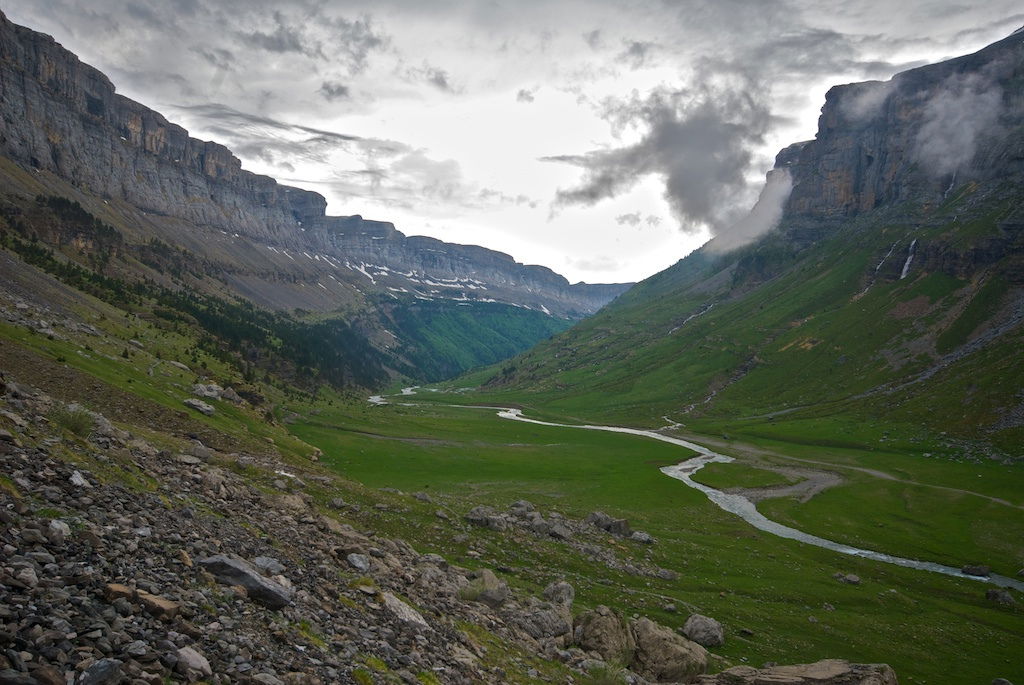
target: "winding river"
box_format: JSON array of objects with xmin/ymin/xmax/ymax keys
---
[
  {"xmin": 373, "ymin": 393, "xmax": 1024, "ymax": 591},
  {"xmin": 495, "ymin": 409, "xmax": 1024, "ymax": 591}
]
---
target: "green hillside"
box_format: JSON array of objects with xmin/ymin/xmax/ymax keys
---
[{"xmin": 463, "ymin": 189, "xmax": 1023, "ymax": 460}]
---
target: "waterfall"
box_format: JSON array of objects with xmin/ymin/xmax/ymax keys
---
[{"xmin": 900, "ymin": 239, "xmax": 918, "ymax": 280}]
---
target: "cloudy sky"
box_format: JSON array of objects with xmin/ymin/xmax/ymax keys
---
[{"xmin": 7, "ymin": 2, "xmax": 1023, "ymax": 283}]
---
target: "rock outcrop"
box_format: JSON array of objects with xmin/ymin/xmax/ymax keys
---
[
  {"xmin": 695, "ymin": 659, "xmax": 898, "ymax": 684},
  {"xmin": 0, "ymin": 11, "xmax": 630, "ymax": 319},
  {"xmin": 781, "ymin": 28, "xmax": 1024, "ymax": 222}
]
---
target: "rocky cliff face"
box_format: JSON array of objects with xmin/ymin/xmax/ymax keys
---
[
  {"xmin": 0, "ymin": 11, "xmax": 628, "ymax": 319},
  {"xmin": 781, "ymin": 28, "xmax": 1024, "ymax": 221}
]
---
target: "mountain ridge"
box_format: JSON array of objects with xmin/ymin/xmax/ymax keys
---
[{"xmin": 0, "ymin": 9, "xmax": 628, "ymax": 321}]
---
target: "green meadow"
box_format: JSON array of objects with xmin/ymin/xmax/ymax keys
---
[{"xmin": 290, "ymin": 395, "xmax": 1024, "ymax": 685}]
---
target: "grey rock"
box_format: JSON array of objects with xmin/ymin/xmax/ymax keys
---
[
  {"xmin": 543, "ymin": 581, "xmax": 575, "ymax": 606},
  {"xmin": 694, "ymin": 659, "xmax": 897, "ymax": 684},
  {"xmin": 573, "ymin": 605, "xmax": 635, "ymax": 663},
  {"xmin": 630, "ymin": 531, "xmax": 655, "ymax": 544},
  {"xmin": 182, "ymin": 398, "xmax": 215, "ymax": 416},
  {"xmin": 466, "ymin": 569, "xmax": 510, "ymax": 608},
  {"xmin": 76, "ymin": 658, "xmax": 124, "ymax": 684},
  {"xmin": 962, "ymin": 564, "xmax": 991, "ymax": 577},
  {"xmin": 69, "ymin": 470, "xmax": 91, "ymax": 488},
  {"xmin": 252, "ymin": 675, "xmax": 285, "ymax": 685},
  {"xmin": 464, "ymin": 505, "xmax": 507, "ymax": 531},
  {"xmin": 683, "ymin": 613, "xmax": 725, "ymax": 648},
  {"xmin": 549, "ymin": 523, "xmax": 573, "ymax": 541},
  {"xmin": 347, "ymin": 553, "xmax": 371, "ymax": 573},
  {"xmin": 630, "ymin": 617, "xmax": 707, "ymax": 683},
  {"xmin": 381, "ymin": 591, "xmax": 430, "ymax": 630},
  {"xmin": 253, "ymin": 556, "xmax": 286, "ymax": 575},
  {"xmin": 175, "ymin": 646, "xmax": 212, "ymax": 678},
  {"xmin": 198, "ymin": 555, "xmax": 293, "ymax": 608},
  {"xmin": 513, "ymin": 605, "xmax": 572, "ymax": 640},
  {"xmin": 191, "ymin": 383, "xmax": 222, "ymax": 399}
]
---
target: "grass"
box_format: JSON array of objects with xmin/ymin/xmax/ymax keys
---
[
  {"xmin": 691, "ymin": 462, "xmax": 793, "ymax": 490},
  {"xmin": 291, "ymin": 398, "xmax": 1024, "ymax": 684},
  {"xmin": 48, "ymin": 403, "xmax": 94, "ymax": 437}
]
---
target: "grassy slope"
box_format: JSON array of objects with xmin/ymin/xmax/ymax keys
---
[{"xmin": 452, "ymin": 191, "xmax": 1023, "ymax": 461}]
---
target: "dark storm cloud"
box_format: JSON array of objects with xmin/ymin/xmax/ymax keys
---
[
  {"xmin": 615, "ymin": 213, "xmax": 641, "ymax": 226},
  {"xmin": 319, "ymin": 81, "xmax": 351, "ymax": 102},
  {"xmin": 242, "ymin": 11, "xmax": 310, "ymax": 55},
  {"xmin": 236, "ymin": 9, "xmax": 388, "ymax": 72},
  {"xmin": 545, "ymin": 75, "xmax": 774, "ymax": 235},
  {"xmin": 516, "ymin": 89, "xmax": 536, "ymax": 103},
  {"xmin": 618, "ymin": 40, "xmax": 657, "ymax": 70}
]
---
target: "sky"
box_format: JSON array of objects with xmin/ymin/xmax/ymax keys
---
[{"xmin": 6, "ymin": 2, "xmax": 1024, "ymax": 283}]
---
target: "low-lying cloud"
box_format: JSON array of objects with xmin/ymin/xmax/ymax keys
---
[
  {"xmin": 705, "ymin": 168, "xmax": 792, "ymax": 253},
  {"xmin": 913, "ymin": 72, "xmax": 1003, "ymax": 177}
]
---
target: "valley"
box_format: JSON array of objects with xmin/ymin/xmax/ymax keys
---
[{"xmin": 0, "ymin": 7, "xmax": 1022, "ymax": 685}]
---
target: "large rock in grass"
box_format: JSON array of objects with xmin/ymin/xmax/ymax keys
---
[
  {"xmin": 585, "ymin": 510, "xmax": 632, "ymax": 537},
  {"xmin": 198, "ymin": 555, "xmax": 293, "ymax": 608},
  {"xmin": 682, "ymin": 613, "xmax": 724, "ymax": 648},
  {"xmin": 694, "ymin": 659, "xmax": 897, "ymax": 684},
  {"xmin": 464, "ymin": 505, "xmax": 507, "ymax": 531},
  {"xmin": 573, "ymin": 605, "xmax": 635, "ymax": 663},
  {"xmin": 630, "ymin": 617, "xmax": 707, "ymax": 682},
  {"xmin": 183, "ymin": 398, "xmax": 215, "ymax": 416}
]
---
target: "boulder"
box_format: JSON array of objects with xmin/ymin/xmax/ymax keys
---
[
  {"xmin": 191, "ymin": 383, "xmax": 223, "ymax": 399},
  {"xmin": 962, "ymin": 564, "xmax": 991, "ymax": 577},
  {"xmin": 347, "ymin": 553, "xmax": 371, "ymax": 573},
  {"xmin": 175, "ymin": 646, "xmax": 212, "ymax": 678},
  {"xmin": 630, "ymin": 617, "xmax": 707, "ymax": 682},
  {"xmin": 585, "ymin": 511, "xmax": 615, "ymax": 529},
  {"xmin": 198, "ymin": 555, "xmax": 293, "ymax": 608},
  {"xmin": 682, "ymin": 614, "xmax": 724, "ymax": 648},
  {"xmin": 585, "ymin": 510, "xmax": 632, "ymax": 537},
  {"xmin": 183, "ymin": 398, "xmax": 215, "ymax": 416},
  {"xmin": 512, "ymin": 605, "xmax": 572, "ymax": 641},
  {"xmin": 75, "ymin": 658, "xmax": 124, "ymax": 685},
  {"xmin": 469, "ymin": 569, "xmax": 510, "ymax": 608},
  {"xmin": 573, "ymin": 605, "xmax": 635, "ymax": 663},
  {"xmin": 549, "ymin": 523, "xmax": 573, "ymax": 541},
  {"xmin": 465, "ymin": 505, "xmax": 507, "ymax": 530},
  {"xmin": 543, "ymin": 581, "xmax": 575, "ymax": 606},
  {"xmin": 631, "ymin": 531, "xmax": 655, "ymax": 544},
  {"xmin": 253, "ymin": 556, "xmax": 286, "ymax": 575},
  {"xmin": 986, "ymin": 588, "xmax": 1015, "ymax": 606},
  {"xmin": 381, "ymin": 592, "xmax": 430, "ymax": 630},
  {"xmin": 694, "ymin": 659, "xmax": 897, "ymax": 684}
]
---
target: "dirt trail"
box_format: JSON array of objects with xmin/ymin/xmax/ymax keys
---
[{"xmin": 728, "ymin": 465, "xmax": 844, "ymax": 504}]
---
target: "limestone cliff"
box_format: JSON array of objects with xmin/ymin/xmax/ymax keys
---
[
  {"xmin": 0, "ymin": 11, "xmax": 629, "ymax": 319},
  {"xmin": 781, "ymin": 27, "xmax": 1024, "ymax": 220}
]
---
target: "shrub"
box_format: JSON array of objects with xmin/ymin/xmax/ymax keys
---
[{"xmin": 49, "ymin": 403, "xmax": 94, "ymax": 437}]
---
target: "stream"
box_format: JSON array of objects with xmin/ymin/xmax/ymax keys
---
[
  {"xmin": 495, "ymin": 408, "xmax": 1024, "ymax": 591},
  {"xmin": 371, "ymin": 395, "xmax": 1024, "ymax": 590}
]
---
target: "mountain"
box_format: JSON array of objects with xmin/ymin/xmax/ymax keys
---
[
  {"xmin": 476, "ymin": 28, "xmax": 1024, "ymax": 459},
  {"xmin": 0, "ymin": 10, "xmax": 629, "ymax": 385}
]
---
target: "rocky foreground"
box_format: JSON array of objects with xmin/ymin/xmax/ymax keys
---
[{"xmin": 0, "ymin": 374, "xmax": 899, "ymax": 684}]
